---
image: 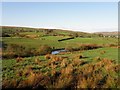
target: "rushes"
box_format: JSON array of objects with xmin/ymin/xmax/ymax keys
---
[
  {"xmin": 60, "ymin": 59, "xmax": 68, "ymax": 68},
  {"xmin": 96, "ymin": 58, "xmax": 115, "ymax": 71},
  {"xmin": 2, "ymin": 79, "xmax": 18, "ymax": 88},
  {"xmin": 94, "ymin": 56, "xmax": 101, "ymax": 61},
  {"xmin": 61, "ymin": 64, "xmax": 73, "ymax": 75},
  {"xmin": 72, "ymin": 59, "xmax": 87, "ymax": 67},
  {"xmin": 100, "ymin": 50, "xmax": 106, "ymax": 54},
  {"xmin": 3, "ymin": 53, "xmax": 120, "ymax": 89},
  {"xmin": 45, "ymin": 54, "xmax": 63, "ymax": 64},
  {"xmin": 34, "ymin": 57, "xmax": 41, "ymax": 64},
  {"xmin": 17, "ymin": 72, "xmax": 45, "ymax": 89},
  {"xmin": 113, "ymin": 64, "xmax": 120, "ymax": 73},
  {"xmin": 54, "ymin": 74, "xmax": 73, "ymax": 88},
  {"xmin": 16, "ymin": 57, "xmax": 23, "ymax": 63},
  {"xmin": 45, "ymin": 54, "xmax": 51, "ymax": 59},
  {"xmin": 75, "ymin": 54, "xmax": 83, "ymax": 59},
  {"xmin": 77, "ymin": 77, "xmax": 88, "ymax": 88}
]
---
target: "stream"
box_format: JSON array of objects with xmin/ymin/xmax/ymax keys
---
[{"xmin": 51, "ymin": 49, "xmax": 67, "ymax": 54}]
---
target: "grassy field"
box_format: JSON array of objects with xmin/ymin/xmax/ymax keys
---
[
  {"xmin": 2, "ymin": 36, "xmax": 118, "ymax": 48},
  {"xmin": 2, "ymin": 27, "xmax": 120, "ymax": 89}
]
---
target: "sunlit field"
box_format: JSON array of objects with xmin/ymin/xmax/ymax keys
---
[{"xmin": 1, "ymin": 26, "xmax": 120, "ymax": 89}]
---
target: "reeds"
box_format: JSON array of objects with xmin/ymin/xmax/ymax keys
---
[
  {"xmin": 60, "ymin": 59, "xmax": 68, "ymax": 68},
  {"xmin": 3, "ymin": 55, "xmax": 119, "ymax": 89},
  {"xmin": 61, "ymin": 64, "xmax": 73, "ymax": 75},
  {"xmin": 34, "ymin": 56, "xmax": 41, "ymax": 64},
  {"xmin": 16, "ymin": 57, "xmax": 23, "ymax": 63}
]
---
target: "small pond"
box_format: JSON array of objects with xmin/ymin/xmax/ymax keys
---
[{"xmin": 51, "ymin": 49, "xmax": 67, "ymax": 55}]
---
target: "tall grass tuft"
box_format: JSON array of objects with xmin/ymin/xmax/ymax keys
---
[{"xmin": 16, "ymin": 57, "xmax": 23, "ymax": 63}]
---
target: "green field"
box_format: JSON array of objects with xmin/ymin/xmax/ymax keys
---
[
  {"xmin": 2, "ymin": 36, "xmax": 118, "ymax": 48},
  {"xmin": 2, "ymin": 27, "xmax": 120, "ymax": 89}
]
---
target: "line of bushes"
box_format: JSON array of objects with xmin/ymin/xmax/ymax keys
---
[
  {"xmin": 2, "ymin": 44, "xmax": 52, "ymax": 59},
  {"xmin": 65, "ymin": 44, "xmax": 102, "ymax": 52}
]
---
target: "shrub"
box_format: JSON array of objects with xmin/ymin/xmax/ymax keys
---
[
  {"xmin": 34, "ymin": 57, "xmax": 41, "ymax": 64},
  {"xmin": 48, "ymin": 55, "xmax": 63, "ymax": 62},
  {"xmin": 100, "ymin": 51, "xmax": 106, "ymax": 54},
  {"xmin": 109, "ymin": 44, "xmax": 117, "ymax": 47},
  {"xmin": 77, "ymin": 77, "xmax": 88, "ymax": 88},
  {"xmin": 52, "ymin": 56, "xmax": 63, "ymax": 62},
  {"xmin": 2, "ymin": 79, "xmax": 18, "ymax": 88},
  {"xmin": 94, "ymin": 56, "xmax": 101, "ymax": 61},
  {"xmin": 60, "ymin": 59, "xmax": 68, "ymax": 68},
  {"xmin": 2, "ymin": 51, "xmax": 16, "ymax": 59},
  {"xmin": 72, "ymin": 59, "xmax": 82, "ymax": 66},
  {"xmin": 16, "ymin": 57, "xmax": 23, "ymax": 63},
  {"xmin": 113, "ymin": 64, "xmax": 120, "ymax": 73},
  {"xmin": 45, "ymin": 54, "xmax": 51, "ymax": 59},
  {"xmin": 54, "ymin": 74, "xmax": 73, "ymax": 88},
  {"xmin": 65, "ymin": 46, "xmax": 74, "ymax": 52},
  {"xmin": 75, "ymin": 54, "xmax": 83, "ymax": 59},
  {"xmin": 79, "ymin": 44, "xmax": 102, "ymax": 50},
  {"xmin": 2, "ymin": 44, "xmax": 37, "ymax": 59},
  {"xmin": 17, "ymin": 72, "xmax": 45, "ymax": 89},
  {"xmin": 37, "ymin": 45, "xmax": 52, "ymax": 55},
  {"xmin": 61, "ymin": 64, "xmax": 73, "ymax": 75},
  {"xmin": 65, "ymin": 44, "xmax": 102, "ymax": 52}
]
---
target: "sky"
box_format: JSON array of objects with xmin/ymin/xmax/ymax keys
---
[{"xmin": 2, "ymin": 2, "xmax": 118, "ymax": 33}]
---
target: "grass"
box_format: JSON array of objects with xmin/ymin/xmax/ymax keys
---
[
  {"xmin": 57, "ymin": 47, "xmax": 118, "ymax": 63},
  {"xmin": 82, "ymin": 47, "xmax": 119, "ymax": 63},
  {"xmin": 2, "ymin": 36, "xmax": 118, "ymax": 49},
  {"xmin": 2, "ymin": 36, "xmax": 69, "ymax": 48},
  {"xmin": 2, "ymin": 55, "xmax": 120, "ymax": 88},
  {"xmin": 2, "ymin": 28, "xmax": 119, "ymax": 89},
  {"xmin": 64, "ymin": 37, "xmax": 118, "ymax": 45}
]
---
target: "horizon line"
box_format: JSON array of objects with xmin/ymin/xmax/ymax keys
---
[{"xmin": 1, "ymin": 25, "xmax": 118, "ymax": 33}]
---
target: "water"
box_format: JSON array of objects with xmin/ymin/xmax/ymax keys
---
[{"xmin": 51, "ymin": 49, "xmax": 66, "ymax": 54}]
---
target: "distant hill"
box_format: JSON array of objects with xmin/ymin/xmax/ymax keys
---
[
  {"xmin": 94, "ymin": 31, "xmax": 119, "ymax": 36},
  {"xmin": 1, "ymin": 26, "xmax": 98, "ymax": 38},
  {"xmin": 0, "ymin": 26, "xmax": 87, "ymax": 34}
]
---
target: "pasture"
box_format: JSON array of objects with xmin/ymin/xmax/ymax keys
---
[
  {"xmin": 2, "ymin": 27, "xmax": 120, "ymax": 89},
  {"xmin": 2, "ymin": 36, "xmax": 118, "ymax": 48}
]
